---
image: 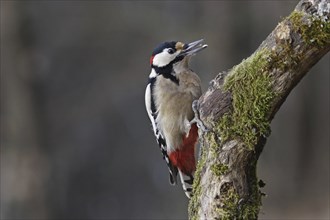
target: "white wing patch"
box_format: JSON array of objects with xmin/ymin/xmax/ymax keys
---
[
  {"xmin": 145, "ymin": 76, "xmax": 178, "ymax": 185},
  {"xmin": 145, "ymin": 84, "xmax": 157, "ymax": 136}
]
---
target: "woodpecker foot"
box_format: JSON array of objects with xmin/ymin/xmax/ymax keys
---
[{"xmin": 191, "ymin": 100, "xmax": 209, "ymax": 133}]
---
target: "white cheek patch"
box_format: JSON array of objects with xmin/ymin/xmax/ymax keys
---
[{"xmin": 152, "ymin": 50, "xmax": 177, "ymax": 67}]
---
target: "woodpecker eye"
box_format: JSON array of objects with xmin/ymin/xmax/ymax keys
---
[{"xmin": 167, "ymin": 48, "xmax": 175, "ymax": 54}]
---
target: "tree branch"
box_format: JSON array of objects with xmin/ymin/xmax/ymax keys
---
[{"xmin": 189, "ymin": 0, "xmax": 329, "ymax": 219}]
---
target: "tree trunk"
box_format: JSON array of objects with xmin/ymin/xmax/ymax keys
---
[{"xmin": 189, "ymin": 0, "xmax": 329, "ymax": 219}]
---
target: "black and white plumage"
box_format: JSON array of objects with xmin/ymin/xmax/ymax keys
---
[
  {"xmin": 145, "ymin": 40, "xmax": 207, "ymax": 198},
  {"xmin": 145, "ymin": 71, "xmax": 178, "ymax": 184}
]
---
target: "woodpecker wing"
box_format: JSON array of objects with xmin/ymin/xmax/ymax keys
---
[{"xmin": 145, "ymin": 76, "xmax": 178, "ymax": 185}]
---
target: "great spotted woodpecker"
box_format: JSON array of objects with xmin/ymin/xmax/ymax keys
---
[{"xmin": 145, "ymin": 39, "xmax": 207, "ymax": 198}]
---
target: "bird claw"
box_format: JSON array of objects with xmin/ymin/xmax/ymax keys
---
[
  {"xmin": 190, "ymin": 117, "xmax": 210, "ymax": 133},
  {"xmin": 191, "ymin": 100, "xmax": 210, "ymax": 133}
]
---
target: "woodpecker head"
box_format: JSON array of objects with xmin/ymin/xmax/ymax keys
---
[{"xmin": 150, "ymin": 39, "xmax": 208, "ymax": 68}]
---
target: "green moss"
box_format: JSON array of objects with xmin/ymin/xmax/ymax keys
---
[
  {"xmin": 222, "ymin": 188, "xmax": 239, "ymax": 219},
  {"xmin": 215, "ymin": 190, "xmax": 262, "ymax": 220},
  {"xmin": 208, "ymin": 132, "xmax": 220, "ymax": 158},
  {"xmin": 289, "ymin": 11, "xmax": 330, "ymax": 47},
  {"xmin": 239, "ymin": 202, "xmax": 260, "ymax": 220},
  {"xmin": 216, "ymin": 160, "xmax": 262, "ymax": 220},
  {"xmin": 217, "ymin": 183, "xmax": 261, "ymax": 220},
  {"xmin": 216, "ymin": 183, "xmax": 239, "ymax": 220},
  {"xmin": 211, "ymin": 163, "xmax": 229, "ymax": 176},
  {"xmin": 188, "ymin": 146, "xmax": 207, "ymax": 220},
  {"xmin": 217, "ymin": 49, "xmax": 275, "ymax": 150}
]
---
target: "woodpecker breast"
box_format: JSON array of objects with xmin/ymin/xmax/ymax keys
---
[{"xmin": 153, "ymin": 66, "xmax": 202, "ymax": 153}]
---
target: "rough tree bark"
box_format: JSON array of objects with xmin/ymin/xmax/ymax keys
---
[{"xmin": 189, "ymin": 0, "xmax": 329, "ymax": 219}]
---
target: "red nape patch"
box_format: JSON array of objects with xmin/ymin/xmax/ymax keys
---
[
  {"xmin": 169, "ymin": 123, "xmax": 198, "ymax": 175},
  {"xmin": 150, "ymin": 55, "xmax": 154, "ymax": 65}
]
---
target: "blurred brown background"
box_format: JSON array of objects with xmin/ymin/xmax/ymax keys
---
[{"xmin": 1, "ymin": 1, "xmax": 329, "ymax": 219}]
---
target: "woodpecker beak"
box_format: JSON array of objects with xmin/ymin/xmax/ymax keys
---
[{"xmin": 179, "ymin": 39, "xmax": 208, "ymax": 57}]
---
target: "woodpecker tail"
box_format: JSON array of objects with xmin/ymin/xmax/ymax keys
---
[{"xmin": 179, "ymin": 170, "xmax": 194, "ymax": 198}]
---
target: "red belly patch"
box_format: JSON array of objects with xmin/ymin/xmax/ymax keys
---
[{"xmin": 169, "ymin": 123, "xmax": 198, "ymax": 175}]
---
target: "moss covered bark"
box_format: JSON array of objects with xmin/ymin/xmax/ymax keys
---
[
  {"xmin": 189, "ymin": 0, "xmax": 330, "ymax": 219},
  {"xmin": 216, "ymin": 50, "xmax": 275, "ymax": 150}
]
